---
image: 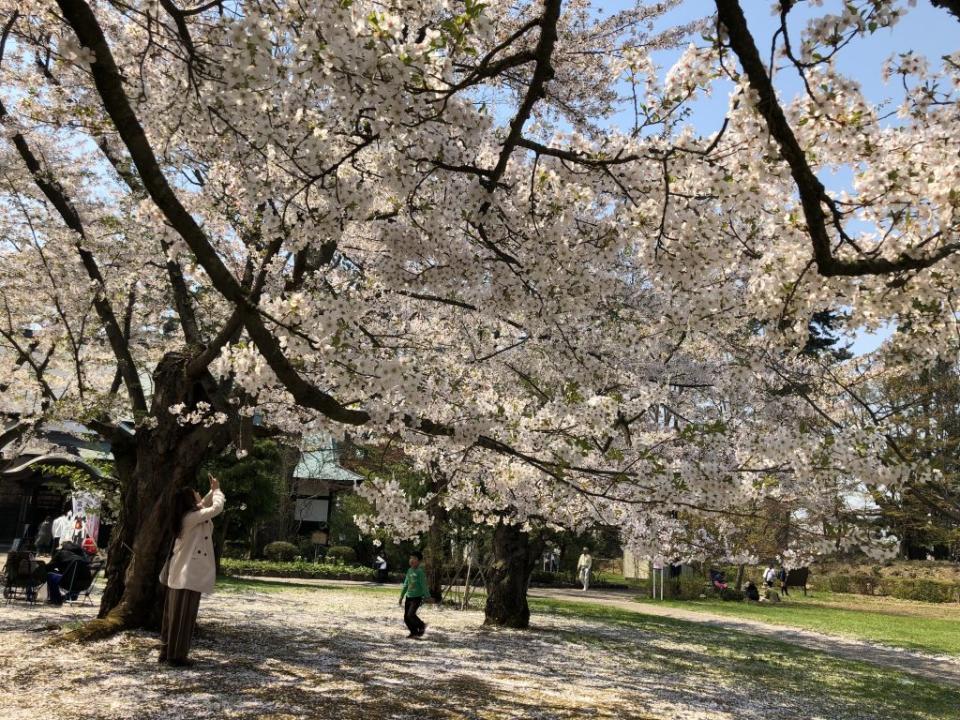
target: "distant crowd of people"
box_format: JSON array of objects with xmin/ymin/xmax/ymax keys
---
[
  {"xmin": 711, "ymin": 562, "xmax": 796, "ymax": 602},
  {"xmin": 16, "ymin": 509, "xmax": 100, "ymax": 606}
]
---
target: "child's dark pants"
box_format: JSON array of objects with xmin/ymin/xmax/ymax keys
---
[{"xmin": 404, "ymin": 597, "xmax": 425, "ymax": 635}]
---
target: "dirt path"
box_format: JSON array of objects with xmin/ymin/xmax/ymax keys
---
[{"xmin": 528, "ymin": 587, "xmax": 960, "ymax": 688}]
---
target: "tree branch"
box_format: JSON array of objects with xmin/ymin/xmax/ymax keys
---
[
  {"xmin": 56, "ymin": 0, "xmax": 367, "ymax": 423},
  {"xmin": 0, "ymin": 107, "xmax": 147, "ymax": 413},
  {"xmin": 715, "ymin": 0, "xmax": 960, "ymax": 277}
]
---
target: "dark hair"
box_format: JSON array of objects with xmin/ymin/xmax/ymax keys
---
[
  {"xmin": 410, "ymin": 551, "xmax": 423, "ymax": 561},
  {"xmin": 171, "ymin": 487, "xmax": 199, "ymax": 541}
]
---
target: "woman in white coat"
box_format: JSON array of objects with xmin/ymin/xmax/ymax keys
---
[{"xmin": 159, "ymin": 475, "xmax": 225, "ymax": 666}]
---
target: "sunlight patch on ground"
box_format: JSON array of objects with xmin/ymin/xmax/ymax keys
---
[{"xmin": 1, "ymin": 585, "xmax": 957, "ymax": 719}]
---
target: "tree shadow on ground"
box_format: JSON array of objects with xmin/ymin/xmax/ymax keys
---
[{"xmin": 3, "ymin": 588, "xmax": 959, "ymax": 720}]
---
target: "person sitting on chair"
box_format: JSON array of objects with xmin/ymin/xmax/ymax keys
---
[
  {"xmin": 710, "ymin": 569, "xmax": 728, "ymax": 591},
  {"xmin": 45, "ymin": 542, "xmax": 89, "ymax": 605}
]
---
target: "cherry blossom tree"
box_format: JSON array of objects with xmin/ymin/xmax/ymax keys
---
[{"xmin": 0, "ymin": 0, "xmax": 956, "ymax": 635}]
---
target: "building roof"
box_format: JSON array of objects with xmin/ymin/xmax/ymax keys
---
[
  {"xmin": 293, "ymin": 435, "xmax": 361, "ymax": 486},
  {"xmin": 0, "ymin": 422, "xmax": 110, "ymax": 481}
]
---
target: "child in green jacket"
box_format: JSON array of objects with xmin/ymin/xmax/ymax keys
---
[{"xmin": 399, "ymin": 551, "xmax": 429, "ymax": 638}]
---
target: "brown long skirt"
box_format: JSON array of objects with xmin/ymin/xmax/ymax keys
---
[{"xmin": 159, "ymin": 586, "xmax": 202, "ymax": 662}]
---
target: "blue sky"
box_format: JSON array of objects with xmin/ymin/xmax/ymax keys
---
[{"xmin": 643, "ymin": 0, "xmax": 958, "ymax": 134}]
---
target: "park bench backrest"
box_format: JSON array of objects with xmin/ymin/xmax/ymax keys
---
[{"xmin": 785, "ymin": 567, "xmax": 809, "ymax": 588}]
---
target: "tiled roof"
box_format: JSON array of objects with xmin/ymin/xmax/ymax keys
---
[{"xmin": 293, "ymin": 434, "xmax": 362, "ymax": 485}]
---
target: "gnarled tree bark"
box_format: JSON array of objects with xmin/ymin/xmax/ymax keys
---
[
  {"xmin": 70, "ymin": 353, "xmax": 227, "ymax": 641},
  {"xmin": 484, "ymin": 521, "xmax": 536, "ymax": 629}
]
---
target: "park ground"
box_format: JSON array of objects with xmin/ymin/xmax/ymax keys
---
[{"xmin": 1, "ymin": 580, "xmax": 958, "ymax": 720}]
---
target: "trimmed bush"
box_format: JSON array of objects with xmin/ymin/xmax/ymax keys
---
[
  {"xmin": 263, "ymin": 541, "xmax": 298, "ymax": 562},
  {"xmin": 221, "ymin": 541, "xmax": 249, "ymax": 559},
  {"xmin": 528, "ymin": 569, "xmax": 632, "ymax": 589},
  {"xmin": 816, "ymin": 573, "xmax": 960, "ymax": 603},
  {"xmin": 297, "ymin": 538, "xmax": 326, "ymax": 560},
  {"xmin": 530, "ymin": 570, "xmax": 564, "ymax": 585},
  {"xmin": 326, "ymin": 545, "xmax": 357, "ymax": 564},
  {"xmin": 221, "ymin": 558, "xmax": 378, "ymax": 582},
  {"xmin": 881, "ymin": 578, "xmax": 960, "ymax": 603}
]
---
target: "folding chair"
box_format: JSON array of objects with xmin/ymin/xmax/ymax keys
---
[
  {"xmin": 79, "ymin": 562, "xmax": 104, "ymax": 606},
  {"xmin": 59, "ymin": 558, "xmax": 93, "ymax": 605},
  {"xmin": 2, "ymin": 552, "xmax": 45, "ymax": 604}
]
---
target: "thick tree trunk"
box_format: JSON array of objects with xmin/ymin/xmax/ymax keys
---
[
  {"xmin": 425, "ymin": 510, "xmax": 446, "ymax": 603},
  {"xmin": 70, "ymin": 353, "xmax": 224, "ymax": 641},
  {"xmin": 484, "ymin": 521, "xmax": 534, "ymax": 629},
  {"xmin": 424, "ymin": 470, "xmax": 448, "ymax": 603},
  {"xmin": 734, "ymin": 563, "xmax": 745, "ymax": 591}
]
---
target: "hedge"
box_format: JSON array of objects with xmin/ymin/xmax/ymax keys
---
[
  {"xmin": 326, "ymin": 545, "xmax": 358, "ymax": 564},
  {"xmin": 220, "ymin": 557, "xmax": 378, "ymax": 582},
  {"xmin": 528, "ymin": 569, "xmax": 630, "ymax": 589},
  {"xmin": 263, "ymin": 541, "xmax": 298, "ymax": 562},
  {"xmin": 815, "ymin": 573, "xmax": 960, "ymax": 603}
]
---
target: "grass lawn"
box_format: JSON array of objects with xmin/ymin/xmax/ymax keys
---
[
  {"xmin": 632, "ymin": 591, "xmax": 960, "ymax": 655},
  {"xmin": 530, "ymin": 597, "xmax": 960, "ymax": 719}
]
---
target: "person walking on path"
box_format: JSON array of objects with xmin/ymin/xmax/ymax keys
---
[
  {"xmin": 158, "ymin": 475, "xmax": 225, "ymax": 667},
  {"xmin": 778, "ymin": 566, "xmax": 789, "ymax": 595},
  {"xmin": 375, "ymin": 553, "xmax": 388, "ymax": 583},
  {"xmin": 398, "ymin": 551, "xmax": 429, "ymax": 638},
  {"xmin": 35, "ymin": 516, "xmax": 53, "ymax": 555},
  {"xmin": 763, "ymin": 564, "xmax": 777, "ymax": 589},
  {"xmin": 577, "ymin": 547, "xmax": 593, "ymax": 591}
]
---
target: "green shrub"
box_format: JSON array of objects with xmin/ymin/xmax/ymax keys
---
[
  {"xmin": 220, "ymin": 557, "xmax": 377, "ymax": 581},
  {"xmin": 529, "ymin": 570, "xmax": 560, "ymax": 585},
  {"xmin": 720, "ymin": 587, "xmax": 744, "ymax": 602},
  {"xmin": 296, "ymin": 538, "xmax": 326, "ymax": 560},
  {"xmin": 825, "ymin": 575, "xmax": 851, "ymax": 594},
  {"xmin": 671, "ymin": 575, "xmax": 708, "ymax": 600},
  {"xmin": 880, "ymin": 578, "xmax": 960, "ymax": 603},
  {"xmin": 326, "ymin": 545, "xmax": 358, "ymax": 564},
  {"xmin": 222, "ymin": 541, "xmax": 248, "ymax": 559},
  {"xmin": 822, "ymin": 574, "xmax": 877, "ymax": 595},
  {"xmin": 817, "ymin": 573, "xmax": 960, "ymax": 603},
  {"xmin": 263, "ymin": 541, "xmax": 298, "ymax": 562},
  {"xmin": 530, "ymin": 570, "xmax": 572, "ymax": 586}
]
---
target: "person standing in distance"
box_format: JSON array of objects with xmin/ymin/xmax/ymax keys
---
[
  {"xmin": 763, "ymin": 563, "xmax": 777, "ymax": 589},
  {"xmin": 577, "ymin": 547, "xmax": 593, "ymax": 591},
  {"xmin": 35, "ymin": 516, "xmax": 53, "ymax": 555},
  {"xmin": 51, "ymin": 510, "xmax": 70, "ymax": 552},
  {"xmin": 159, "ymin": 474, "xmax": 225, "ymax": 666},
  {"xmin": 398, "ymin": 551, "xmax": 429, "ymax": 638},
  {"xmin": 375, "ymin": 552, "xmax": 388, "ymax": 583}
]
